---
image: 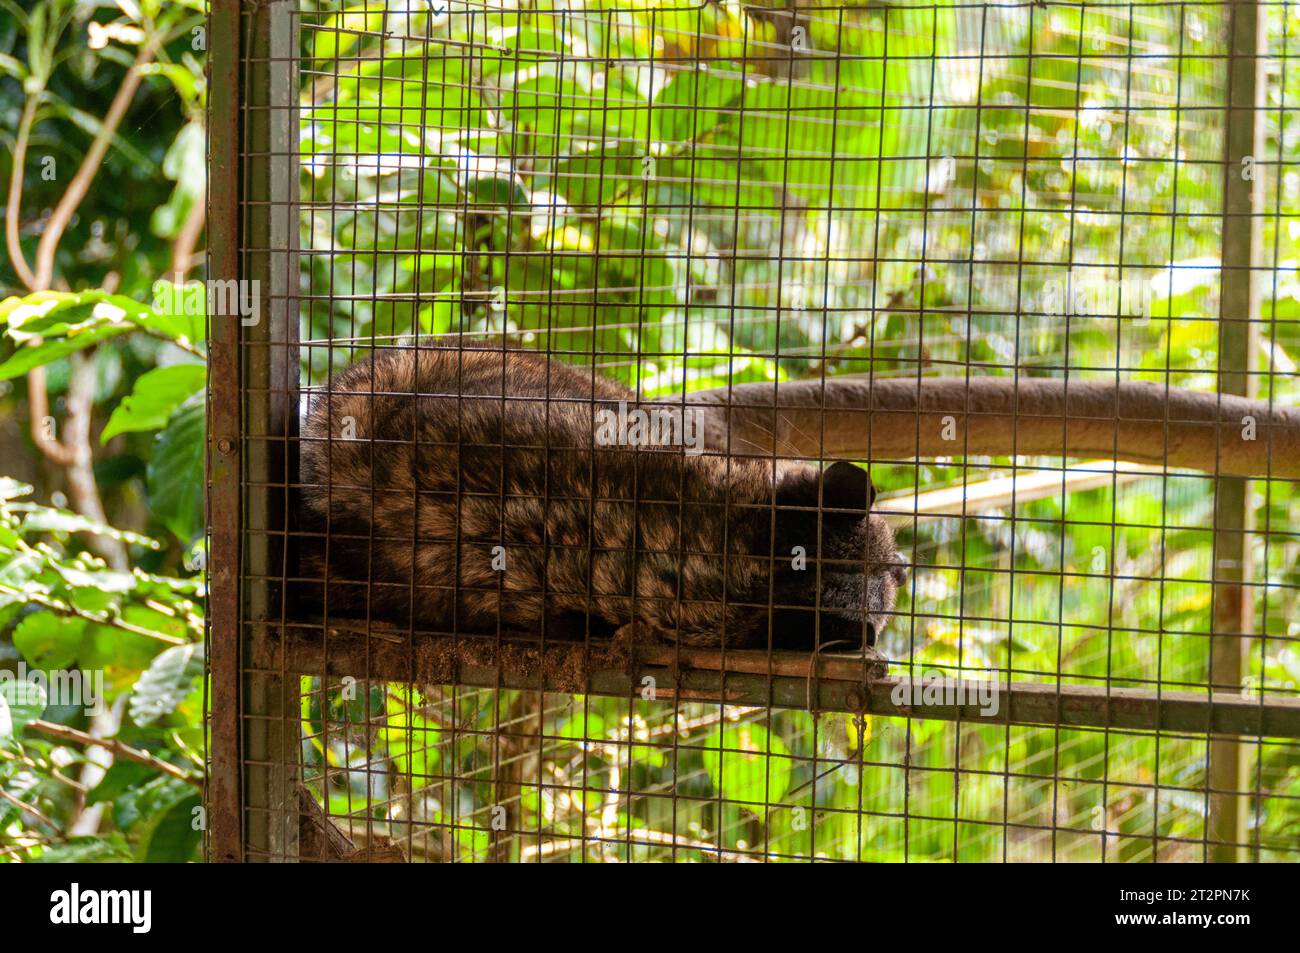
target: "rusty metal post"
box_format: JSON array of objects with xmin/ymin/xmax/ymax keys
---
[
  {"xmin": 206, "ymin": 0, "xmax": 244, "ymax": 864},
  {"xmin": 1209, "ymin": 0, "xmax": 1265, "ymax": 864},
  {"xmin": 207, "ymin": 0, "xmax": 300, "ymax": 862}
]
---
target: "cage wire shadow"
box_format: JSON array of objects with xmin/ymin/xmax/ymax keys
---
[{"xmin": 206, "ymin": 0, "xmax": 1300, "ymax": 862}]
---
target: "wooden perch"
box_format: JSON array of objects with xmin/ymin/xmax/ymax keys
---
[{"xmin": 689, "ymin": 377, "xmax": 1299, "ymax": 480}]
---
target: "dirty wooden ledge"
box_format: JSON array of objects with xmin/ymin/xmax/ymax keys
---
[{"xmin": 250, "ymin": 622, "xmax": 1300, "ymax": 739}]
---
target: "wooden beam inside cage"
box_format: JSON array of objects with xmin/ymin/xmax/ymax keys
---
[{"xmin": 255, "ymin": 624, "xmax": 1300, "ymax": 740}]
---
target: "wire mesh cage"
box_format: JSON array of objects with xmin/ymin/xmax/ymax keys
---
[{"xmin": 207, "ymin": 0, "xmax": 1300, "ymax": 862}]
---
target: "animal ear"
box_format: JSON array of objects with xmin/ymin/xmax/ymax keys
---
[{"xmin": 820, "ymin": 461, "xmax": 874, "ymax": 512}]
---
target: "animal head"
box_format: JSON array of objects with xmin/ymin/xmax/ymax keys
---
[{"xmin": 767, "ymin": 462, "xmax": 908, "ymax": 651}]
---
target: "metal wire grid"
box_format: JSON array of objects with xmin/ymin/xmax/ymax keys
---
[
  {"xmin": 295, "ymin": 685, "xmax": 1300, "ymax": 862},
  {"xmin": 207, "ymin": 0, "xmax": 1300, "ymax": 862}
]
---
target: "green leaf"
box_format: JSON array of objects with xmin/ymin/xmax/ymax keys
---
[
  {"xmin": 0, "ymin": 51, "xmax": 26, "ymax": 81},
  {"xmin": 19, "ymin": 507, "xmax": 161, "ymax": 548},
  {"xmin": 556, "ymin": 709, "xmax": 607, "ymax": 743},
  {"xmin": 151, "ymin": 122, "xmax": 207, "ymax": 237},
  {"xmin": 0, "ymin": 477, "xmax": 33, "ymax": 500},
  {"xmin": 114, "ymin": 775, "xmax": 194, "ymax": 835},
  {"xmin": 146, "ymin": 400, "xmax": 205, "ymax": 543},
  {"xmin": 136, "ymin": 788, "xmax": 203, "ymax": 862},
  {"xmin": 651, "ymin": 63, "xmax": 745, "ymax": 146},
  {"xmin": 0, "ymin": 676, "xmax": 47, "ymax": 739},
  {"xmin": 0, "ymin": 326, "xmax": 133, "ymax": 379},
  {"xmin": 54, "ymin": 564, "xmax": 137, "ymax": 592},
  {"xmin": 78, "ymin": 623, "xmax": 168, "ymax": 692},
  {"xmin": 383, "ymin": 689, "xmax": 440, "ymax": 782},
  {"xmin": 417, "ymin": 283, "xmax": 458, "ymax": 334},
  {"xmin": 33, "ymin": 835, "xmax": 133, "ymax": 863},
  {"xmin": 1, "ymin": 290, "xmax": 152, "ymax": 339},
  {"xmin": 139, "ymin": 63, "xmax": 204, "ymax": 111},
  {"xmin": 700, "ymin": 723, "xmax": 791, "ymax": 806},
  {"xmin": 13, "ymin": 612, "xmax": 84, "ymax": 671},
  {"xmin": 311, "ymin": 4, "xmax": 387, "ymax": 63},
  {"xmin": 130, "ymin": 642, "xmax": 204, "ymax": 726},
  {"xmin": 147, "ymin": 281, "xmax": 208, "ymax": 346},
  {"xmin": 86, "ymin": 759, "xmax": 156, "ymax": 807},
  {"xmin": 102, "ymin": 363, "xmax": 206, "ymax": 443},
  {"xmin": 0, "ymin": 291, "xmax": 180, "ymax": 379},
  {"xmin": 0, "ymin": 551, "xmax": 43, "ymax": 610}
]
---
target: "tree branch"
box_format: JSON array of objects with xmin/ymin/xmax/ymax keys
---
[
  {"xmin": 5, "ymin": 42, "xmax": 156, "ymax": 568},
  {"xmin": 690, "ymin": 377, "xmax": 1300, "ymax": 480},
  {"xmin": 4, "ymin": 95, "xmax": 39, "ymax": 290},
  {"xmin": 61, "ymin": 351, "xmax": 128, "ymax": 569},
  {"xmin": 25, "ymin": 364, "xmax": 76, "ymax": 467},
  {"xmin": 32, "ymin": 45, "xmax": 156, "ymax": 291},
  {"xmin": 0, "ymin": 783, "xmax": 62, "ymax": 833},
  {"xmin": 168, "ymin": 195, "xmax": 205, "ymax": 281},
  {"xmin": 26, "ymin": 719, "xmax": 202, "ymax": 789},
  {"xmin": 0, "ymin": 581, "xmax": 188, "ymax": 645}
]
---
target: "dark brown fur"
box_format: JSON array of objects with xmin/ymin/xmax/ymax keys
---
[{"xmin": 297, "ymin": 345, "xmax": 906, "ymax": 650}]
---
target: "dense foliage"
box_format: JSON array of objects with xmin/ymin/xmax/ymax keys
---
[
  {"xmin": 1, "ymin": 0, "xmax": 1297, "ymax": 862},
  {"xmin": 1, "ymin": 0, "xmax": 206, "ymax": 862}
]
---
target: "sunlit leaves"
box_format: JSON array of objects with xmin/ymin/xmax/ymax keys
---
[
  {"xmin": 0, "ymin": 480, "xmax": 200, "ymax": 651},
  {"xmin": 0, "ymin": 475, "xmax": 204, "ymax": 856},
  {"xmin": 701, "ymin": 723, "xmax": 791, "ymax": 806},
  {"xmin": 0, "ymin": 292, "xmax": 147, "ymax": 379},
  {"xmin": 29, "ymin": 835, "xmax": 134, "ymax": 863},
  {"xmin": 130, "ymin": 642, "xmax": 204, "ymax": 726},
  {"xmin": 13, "ymin": 612, "xmax": 84, "ymax": 671},
  {"xmin": 0, "ymin": 677, "xmax": 45, "ymax": 740},
  {"xmin": 0, "ymin": 290, "xmax": 203, "ymax": 380},
  {"xmin": 116, "ymin": 776, "xmax": 203, "ymax": 862},
  {"xmin": 310, "ymin": 3, "xmax": 388, "ymax": 64},
  {"xmin": 382, "ymin": 687, "xmax": 441, "ymax": 783},
  {"xmin": 101, "ymin": 362, "xmax": 206, "ymax": 443},
  {"xmin": 298, "ymin": 6, "xmax": 931, "ymax": 383}
]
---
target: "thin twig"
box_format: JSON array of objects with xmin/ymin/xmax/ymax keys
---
[
  {"xmin": 26, "ymin": 720, "xmax": 202, "ymax": 789},
  {"xmin": 169, "ymin": 196, "xmax": 206, "ymax": 281},
  {"xmin": 0, "ymin": 782, "xmax": 62, "ymax": 832},
  {"xmin": 135, "ymin": 320, "xmax": 206, "ymax": 357},
  {"xmin": 0, "ymin": 582, "xmax": 189, "ymax": 645},
  {"xmin": 4, "ymin": 96, "xmax": 39, "ymax": 290}
]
